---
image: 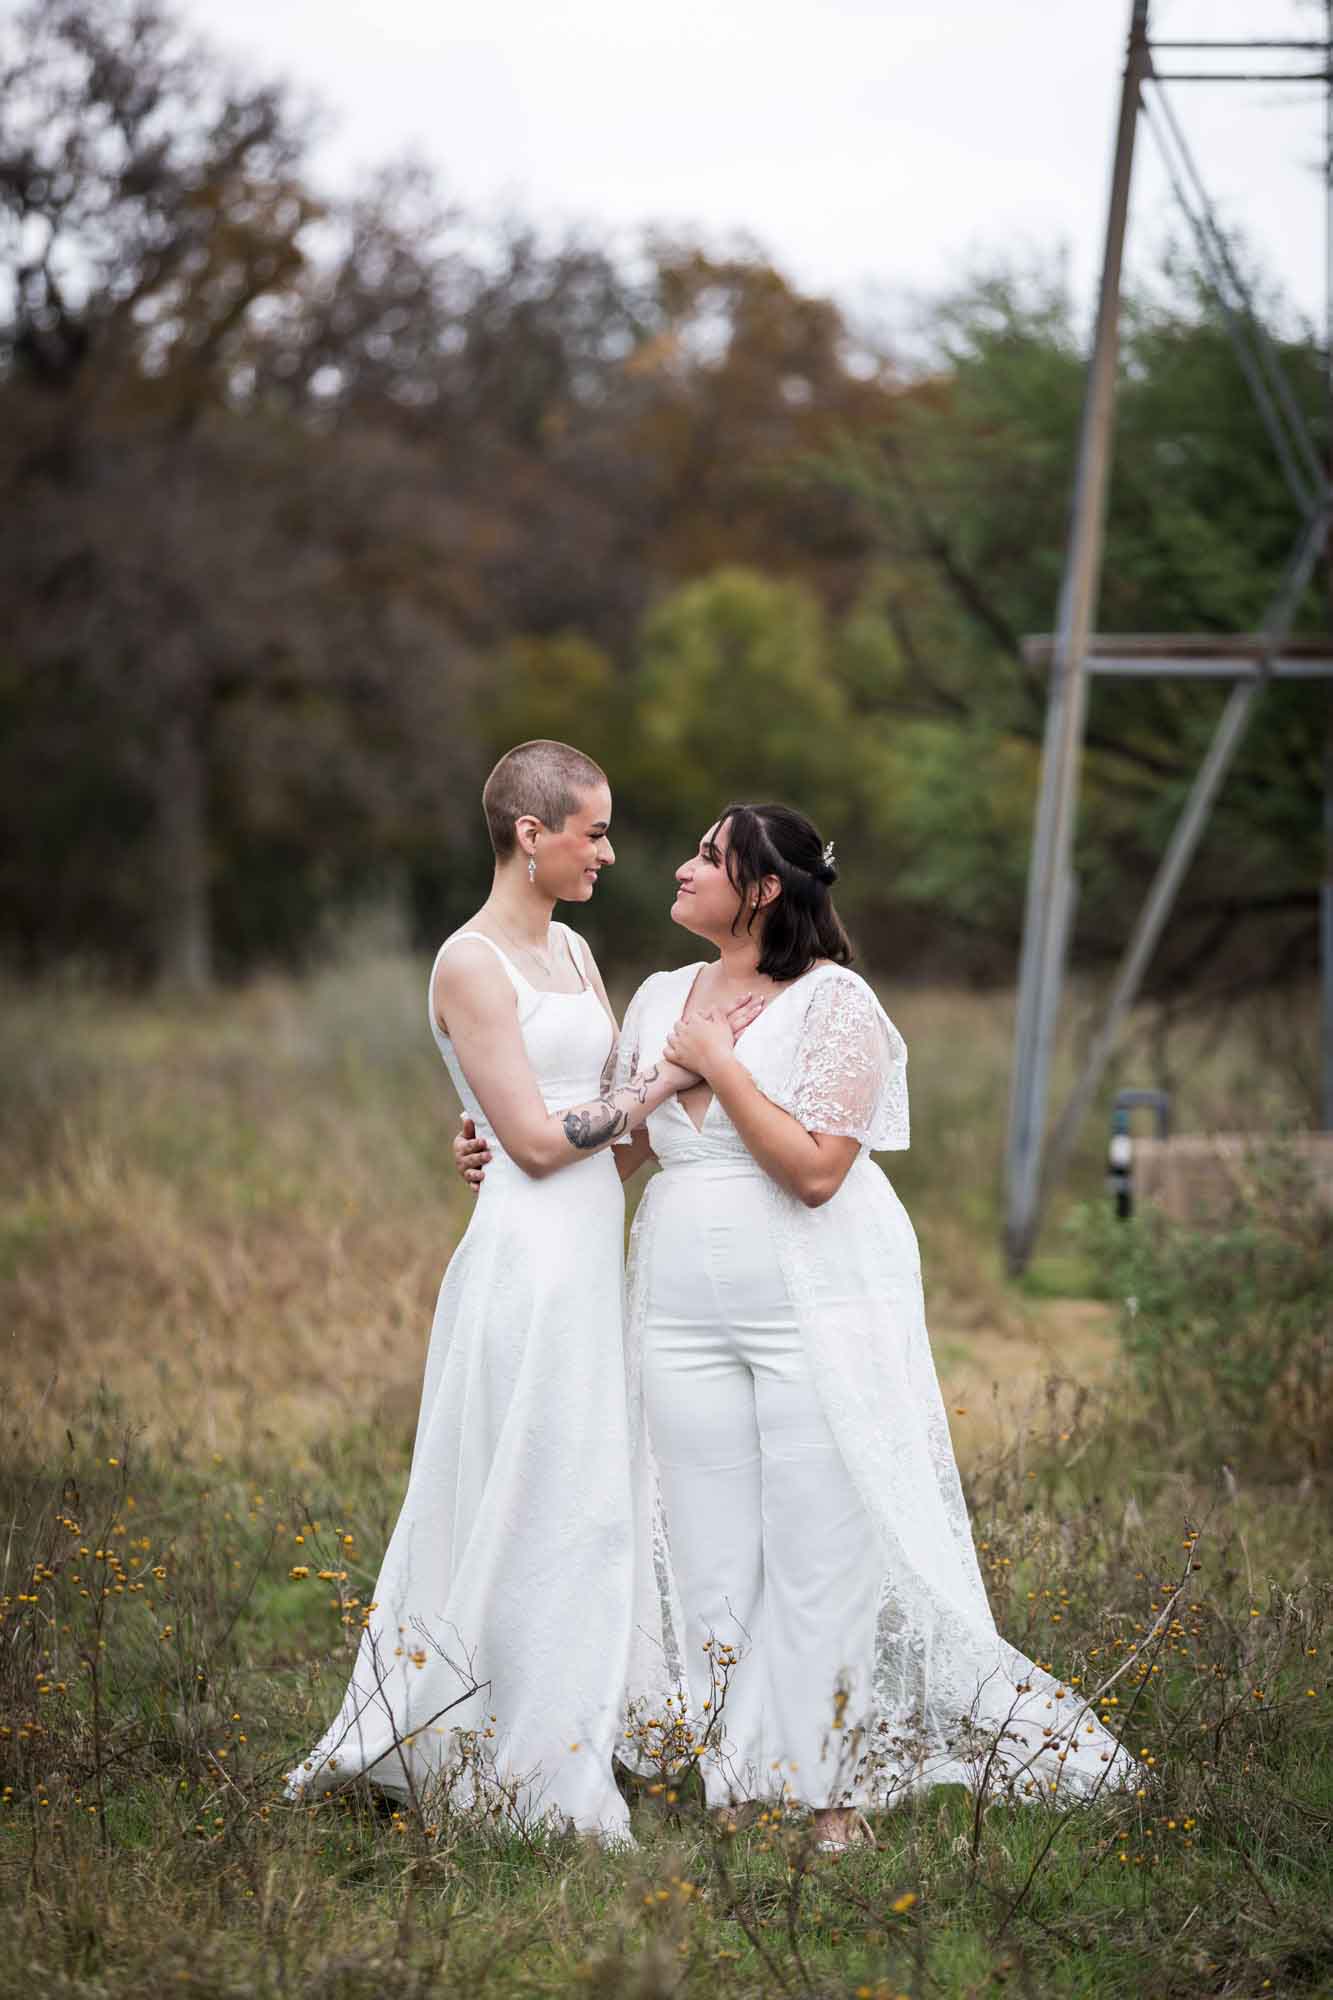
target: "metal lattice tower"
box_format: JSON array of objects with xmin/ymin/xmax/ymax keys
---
[{"xmin": 1004, "ymin": 0, "xmax": 1333, "ymax": 1272}]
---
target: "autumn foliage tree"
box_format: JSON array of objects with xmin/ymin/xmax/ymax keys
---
[
  {"xmin": 0, "ymin": 3, "xmax": 481, "ymax": 981},
  {"xmin": 2, "ymin": 0, "xmax": 1325, "ymax": 1023}
]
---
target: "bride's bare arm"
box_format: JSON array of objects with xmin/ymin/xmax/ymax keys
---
[
  {"xmin": 433, "ymin": 943, "xmax": 691, "ymax": 1177},
  {"xmin": 453, "ymin": 1113, "xmax": 653, "ymax": 1189},
  {"xmin": 449, "ymin": 949, "xmax": 765, "ymax": 1191}
]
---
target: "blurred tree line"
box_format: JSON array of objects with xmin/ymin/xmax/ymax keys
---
[{"xmin": 2, "ymin": 0, "xmax": 1327, "ymax": 993}]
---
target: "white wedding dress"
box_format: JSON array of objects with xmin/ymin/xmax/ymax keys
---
[
  {"xmin": 286, "ymin": 925, "xmax": 636, "ymax": 1839},
  {"xmin": 618, "ymin": 962, "xmax": 1136, "ymax": 1804}
]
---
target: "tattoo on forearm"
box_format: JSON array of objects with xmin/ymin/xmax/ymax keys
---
[
  {"xmin": 563, "ymin": 1100, "xmax": 630, "ymax": 1150},
  {"xmin": 561, "ymin": 1064, "xmax": 663, "ymax": 1152},
  {"xmin": 626, "ymin": 1063, "xmax": 660, "ymax": 1106},
  {"xmin": 599, "ymin": 1036, "xmax": 619, "ymax": 1097}
]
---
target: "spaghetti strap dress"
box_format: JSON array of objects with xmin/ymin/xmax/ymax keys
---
[{"xmin": 286, "ymin": 923, "xmax": 636, "ymax": 1840}]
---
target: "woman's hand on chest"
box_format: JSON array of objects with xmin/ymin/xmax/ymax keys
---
[
  {"xmin": 664, "ymin": 979, "xmax": 767, "ymax": 1083},
  {"xmin": 664, "ymin": 1007, "xmax": 737, "ymax": 1083}
]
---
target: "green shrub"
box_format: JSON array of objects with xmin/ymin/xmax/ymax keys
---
[{"xmin": 1080, "ymin": 1154, "xmax": 1332, "ymax": 1479}]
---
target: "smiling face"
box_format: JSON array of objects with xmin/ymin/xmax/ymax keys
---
[
  {"xmin": 522, "ymin": 782, "xmax": 615, "ymax": 902},
  {"xmin": 671, "ymin": 818, "xmax": 749, "ymax": 941}
]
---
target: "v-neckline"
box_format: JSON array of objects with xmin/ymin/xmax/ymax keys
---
[
  {"xmin": 675, "ymin": 966, "xmax": 715, "ymax": 1134},
  {"xmin": 672, "ymin": 959, "xmax": 830, "ymax": 1135}
]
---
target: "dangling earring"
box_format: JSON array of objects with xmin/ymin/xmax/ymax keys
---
[{"xmin": 528, "ymin": 855, "xmax": 537, "ymax": 885}]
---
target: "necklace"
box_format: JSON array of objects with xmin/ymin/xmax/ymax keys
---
[{"xmin": 493, "ymin": 918, "xmax": 555, "ymax": 980}]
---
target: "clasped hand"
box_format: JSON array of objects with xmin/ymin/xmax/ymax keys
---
[
  {"xmin": 452, "ymin": 990, "xmax": 764, "ymax": 1188},
  {"xmin": 663, "ymin": 1006, "xmax": 739, "ymax": 1081}
]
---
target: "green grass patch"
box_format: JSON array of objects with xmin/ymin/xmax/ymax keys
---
[{"xmin": 0, "ymin": 1399, "xmax": 1328, "ymax": 1997}]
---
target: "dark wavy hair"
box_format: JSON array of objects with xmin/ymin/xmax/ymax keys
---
[{"xmin": 713, "ymin": 802, "xmax": 852, "ymax": 983}]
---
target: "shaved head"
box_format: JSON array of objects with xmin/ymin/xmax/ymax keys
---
[{"xmin": 482, "ymin": 740, "xmax": 609, "ymax": 858}]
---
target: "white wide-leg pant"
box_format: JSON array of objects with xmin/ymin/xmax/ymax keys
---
[{"xmin": 642, "ymin": 1163, "xmax": 882, "ymax": 1807}]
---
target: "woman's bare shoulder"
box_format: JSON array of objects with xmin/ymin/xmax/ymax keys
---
[
  {"xmin": 433, "ymin": 930, "xmax": 511, "ymax": 981},
  {"xmin": 430, "ymin": 932, "xmax": 518, "ymax": 1032}
]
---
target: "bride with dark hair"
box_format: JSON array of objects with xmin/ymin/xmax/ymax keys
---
[{"xmin": 460, "ymin": 798, "xmax": 1135, "ymax": 1846}]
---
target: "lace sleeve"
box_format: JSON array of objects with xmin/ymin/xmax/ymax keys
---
[{"xmin": 776, "ymin": 972, "xmax": 909, "ymax": 1152}]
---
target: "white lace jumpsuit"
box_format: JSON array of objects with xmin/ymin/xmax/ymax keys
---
[
  {"xmin": 619, "ymin": 962, "xmax": 1137, "ymax": 1810},
  {"xmin": 639, "ymin": 980, "xmax": 879, "ymax": 1806}
]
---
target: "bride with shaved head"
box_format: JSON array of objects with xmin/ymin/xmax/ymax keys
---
[{"xmin": 286, "ymin": 740, "xmax": 756, "ymax": 1841}]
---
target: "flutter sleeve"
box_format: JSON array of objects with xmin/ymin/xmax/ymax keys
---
[{"xmin": 777, "ymin": 971, "xmax": 909, "ymax": 1152}]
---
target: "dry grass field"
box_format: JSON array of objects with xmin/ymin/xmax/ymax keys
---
[
  {"xmin": 3, "ymin": 954, "xmax": 1314, "ymax": 1460},
  {"xmin": 1, "ymin": 958, "xmax": 1329, "ymax": 1998}
]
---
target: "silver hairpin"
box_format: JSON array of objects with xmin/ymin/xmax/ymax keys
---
[{"xmin": 822, "ymin": 840, "xmax": 835, "ymax": 867}]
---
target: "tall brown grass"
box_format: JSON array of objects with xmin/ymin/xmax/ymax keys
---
[{"xmin": 1, "ymin": 955, "xmax": 1319, "ymax": 1457}]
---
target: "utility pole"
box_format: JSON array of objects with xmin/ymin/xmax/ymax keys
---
[
  {"xmin": 1003, "ymin": 9, "xmax": 1333, "ymax": 1266},
  {"xmin": 1003, "ymin": 0, "xmax": 1151, "ymax": 1272}
]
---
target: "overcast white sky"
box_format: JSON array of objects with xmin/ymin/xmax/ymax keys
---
[{"xmin": 178, "ymin": 0, "xmax": 1331, "ymax": 348}]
